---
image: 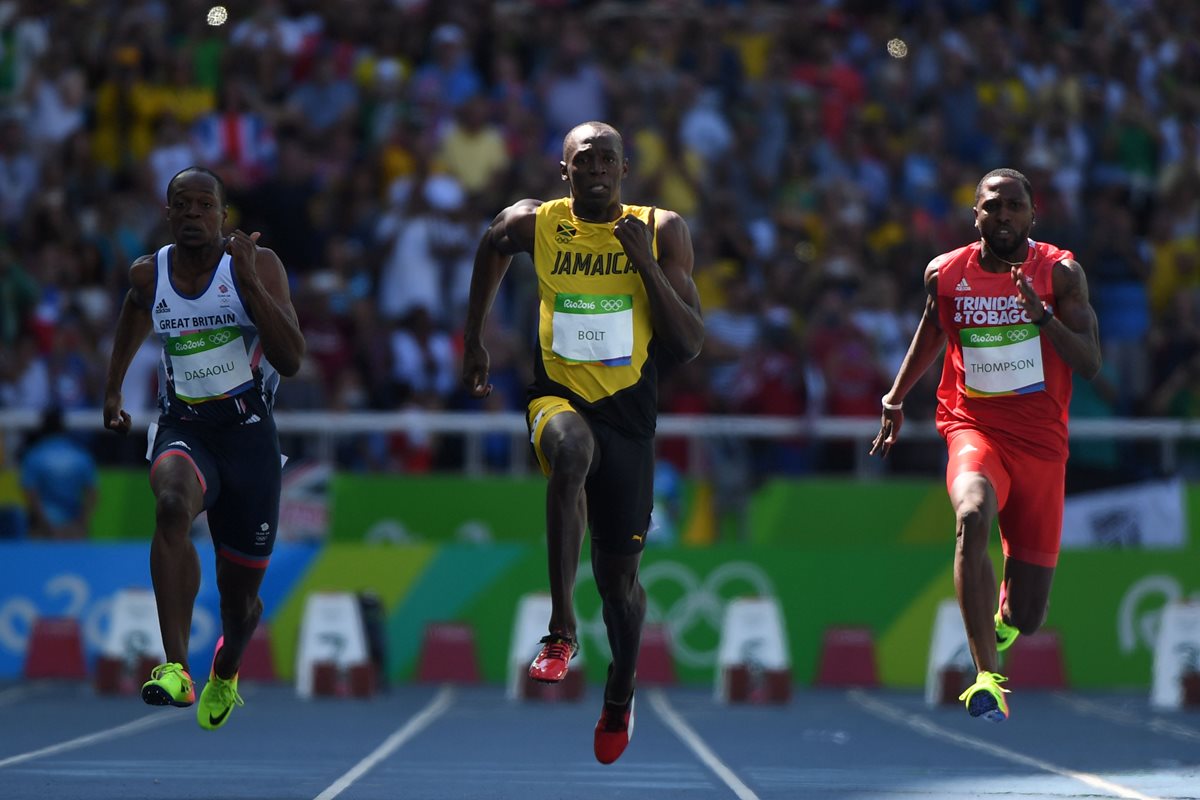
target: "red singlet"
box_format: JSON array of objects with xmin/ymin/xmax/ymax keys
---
[{"xmin": 934, "ymin": 240, "xmax": 1075, "ymax": 567}]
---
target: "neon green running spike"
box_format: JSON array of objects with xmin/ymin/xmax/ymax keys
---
[
  {"xmin": 141, "ymin": 663, "xmax": 195, "ymax": 707},
  {"xmin": 197, "ymin": 637, "xmax": 244, "ymax": 730},
  {"xmin": 197, "ymin": 673, "xmax": 244, "ymax": 730},
  {"xmin": 958, "ymin": 670, "xmax": 1010, "ymax": 722},
  {"xmin": 996, "ymin": 612, "xmax": 1020, "ymax": 652}
]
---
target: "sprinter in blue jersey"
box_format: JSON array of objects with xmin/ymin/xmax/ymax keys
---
[{"xmin": 103, "ymin": 167, "xmax": 305, "ymax": 730}]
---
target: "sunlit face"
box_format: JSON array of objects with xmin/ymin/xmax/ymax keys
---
[
  {"xmin": 561, "ymin": 127, "xmax": 627, "ymax": 212},
  {"xmin": 974, "ymin": 177, "xmax": 1034, "ymax": 260},
  {"xmin": 166, "ymin": 172, "xmax": 226, "ymax": 249}
]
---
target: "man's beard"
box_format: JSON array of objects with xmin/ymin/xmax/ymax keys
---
[{"xmin": 982, "ymin": 228, "xmax": 1027, "ymax": 261}]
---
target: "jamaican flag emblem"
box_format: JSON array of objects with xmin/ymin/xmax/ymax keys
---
[{"xmin": 555, "ymin": 221, "xmax": 577, "ymax": 244}]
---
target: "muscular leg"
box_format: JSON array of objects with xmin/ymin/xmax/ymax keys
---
[
  {"xmin": 592, "ymin": 548, "xmax": 646, "ymax": 704},
  {"xmin": 999, "ymin": 558, "xmax": 1055, "ymax": 635},
  {"xmin": 951, "ymin": 471, "xmax": 1000, "ymax": 674},
  {"xmin": 541, "ymin": 412, "xmax": 595, "ymax": 638},
  {"xmin": 149, "ymin": 457, "xmax": 204, "ymax": 672},
  {"xmin": 212, "ymin": 558, "xmax": 266, "ymax": 680}
]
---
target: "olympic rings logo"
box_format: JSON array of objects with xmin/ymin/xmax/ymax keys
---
[
  {"xmin": 574, "ymin": 560, "xmax": 777, "ymax": 668},
  {"xmin": 208, "ymin": 331, "xmax": 233, "ymax": 345},
  {"xmin": 0, "ymin": 573, "xmax": 215, "ymax": 657},
  {"xmin": 599, "ymin": 299, "xmax": 625, "ymax": 312},
  {"xmin": 1117, "ymin": 574, "xmax": 1200, "ymax": 655},
  {"xmin": 1007, "ymin": 329, "xmax": 1030, "ymax": 342}
]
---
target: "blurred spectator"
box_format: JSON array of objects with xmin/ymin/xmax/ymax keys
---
[
  {"xmin": 0, "ymin": 0, "xmax": 1197, "ymax": 483},
  {"xmin": 0, "ymin": 240, "xmax": 37, "ymax": 345},
  {"xmin": 0, "ymin": 114, "xmax": 38, "ymax": 234},
  {"xmin": 411, "ymin": 23, "xmax": 482, "ymax": 131},
  {"xmin": 537, "ymin": 27, "xmax": 608, "ymax": 148},
  {"xmin": 232, "ymin": 133, "xmax": 322, "ymax": 272},
  {"xmin": 1083, "ymin": 192, "xmax": 1152, "ymax": 410},
  {"xmin": 191, "ymin": 78, "xmax": 277, "ymax": 191},
  {"xmin": 22, "ymin": 62, "xmax": 86, "ymax": 152},
  {"xmin": 434, "ymin": 94, "xmax": 510, "ymax": 208},
  {"xmin": 0, "ymin": 335, "xmax": 51, "ymax": 409},
  {"xmin": 152, "ymin": 51, "xmax": 216, "ymax": 130},
  {"xmin": 147, "ymin": 114, "xmax": 200, "ymax": 199},
  {"xmin": 389, "ymin": 306, "xmax": 456, "ymax": 408},
  {"xmin": 89, "ymin": 46, "xmax": 156, "ymax": 171},
  {"xmin": 805, "ymin": 286, "xmax": 890, "ymax": 471},
  {"xmin": 649, "ymin": 458, "xmax": 683, "ymax": 546},
  {"xmin": 377, "ymin": 175, "xmax": 477, "ymax": 327},
  {"xmin": 701, "ymin": 266, "xmax": 761, "ymax": 402},
  {"xmin": 285, "ymin": 49, "xmax": 359, "ymax": 135},
  {"xmin": 19, "ymin": 407, "xmax": 97, "ymax": 539}
]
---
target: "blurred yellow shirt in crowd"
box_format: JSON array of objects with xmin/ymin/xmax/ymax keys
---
[
  {"xmin": 435, "ymin": 125, "xmax": 510, "ymax": 194},
  {"xmin": 632, "ymin": 128, "xmax": 704, "ymax": 221},
  {"xmin": 1148, "ymin": 236, "xmax": 1200, "ymax": 317}
]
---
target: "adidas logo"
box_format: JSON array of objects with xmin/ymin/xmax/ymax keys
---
[
  {"xmin": 241, "ymin": 414, "xmax": 262, "ymax": 425},
  {"xmin": 955, "ymin": 278, "xmax": 971, "ymax": 292},
  {"xmin": 155, "ymin": 298, "xmax": 171, "ymax": 313}
]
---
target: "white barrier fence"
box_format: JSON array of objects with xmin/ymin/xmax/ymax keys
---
[{"xmin": 2, "ymin": 409, "xmax": 1198, "ymax": 477}]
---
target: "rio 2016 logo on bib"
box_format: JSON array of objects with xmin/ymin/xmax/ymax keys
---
[
  {"xmin": 961, "ymin": 323, "xmax": 1045, "ymax": 397},
  {"xmin": 552, "ymin": 293, "xmax": 634, "ymax": 366}
]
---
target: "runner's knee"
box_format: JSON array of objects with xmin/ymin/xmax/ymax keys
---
[
  {"xmin": 1006, "ymin": 598, "xmax": 1047, "ymax": 635},
  {"xmin": 154, "ymin": 489, "xmax": 195, "ymax": 538},
  {"xmin": 597, "ymin": 574, "xmax": 645, "ymax": 620},
  {"xmin": 548, "ymin": 435, "xmax": 593, "ymax": 483},
  {"xmin": 954, "ymin": 507, "xmax": 989, "ymax": 551}
]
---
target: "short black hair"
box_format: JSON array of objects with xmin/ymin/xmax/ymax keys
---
[
  {"xmin": 975, "ymin": 168, "xmax": 1033, "ymax": 205},
  {"xmin": 167, "ymin": 166, "xmax": 227, "ymax": 207},
  {"xmin": 562, "ymin": 121, "xmax": 623, "ymax": 161}
]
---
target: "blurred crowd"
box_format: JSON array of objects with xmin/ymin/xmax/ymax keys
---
[{"xmin": 2, "ymin": 0, "xmax": 1200, "ymax": 483}]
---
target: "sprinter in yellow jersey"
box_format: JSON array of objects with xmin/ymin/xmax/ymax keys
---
[{"xmin": 463, "ymin": 121, "xmax": 703, "ymax": 764}]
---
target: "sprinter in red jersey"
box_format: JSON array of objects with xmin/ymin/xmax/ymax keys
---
[{"xmin": 870, "ymin": 169, "xmax": 1101, "ymax": 722}]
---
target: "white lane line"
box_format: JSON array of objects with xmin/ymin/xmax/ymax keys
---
[
  {"xmin": 313, "ymin": 685, "xmax": 454, "ymax": 800},
  {"xmin": 648, "ymin": 689, "xmax": 761, "ymax": 800},
  {"xmin": 1053, "ymin": 692, "xmax": 1200, "ymax": 743},
  {"xmin": 848, "ymin": 690, "xmax": 1165, "ymax": 800},
  {"xmin": 0, "ymin": 712, "xmax": 187, "ymax": 769},
  {"xmin": 0, "ymin": 682, "xmax": 52, "ymax": 707}
]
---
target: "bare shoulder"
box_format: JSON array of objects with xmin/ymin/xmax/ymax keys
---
[
  {"xmin": 509, "ymin": 197, "xmax": 543, "ymax": 214},
  {"xmin": 129, "ymin": 253, "xmax": 156, "ymax": 289},
  {"xmin": 1053, "ymin": 258, "xmax": 1088, "ymax": 294},
  {"xmin": 924, "ymin": 253, "xmax": 952, "ymax": 294},
  {"xmin": 253, "ymin": 245, "xmax": 285, "ymax": 270},
  {"xmin": 490, "ymin": 198, "xmax": 542, "ymax": 255},
  {"xmin": 653, "ymin": 207, "xmax": 694, "ymax": 268},
  {"xmin": 654, "ymin": 208, "xmax": 690, "ymax": 239},
  {"xmin": 129, "ymin": 253, "xmax": 155, "ymax": 277},
  {"xmin": 653, "ymin": 207, "xmax": 685, "ymax": 228},
  {"xmin": 123, "ymin": 254, "xmax": 156, "ymax": 309},
  {"xmin": 505, "ymin": 197, "xmax": 542, "ymax": 229}
]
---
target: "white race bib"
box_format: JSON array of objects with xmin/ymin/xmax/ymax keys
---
[
  {"xmin": 551, "ymin": 293, "xmax": 634, "ymax": 365},
  {"xmin": 961, "ymin": 324, "xmax": 1045, "ymax": 397},
  {"xmin": 166, "ymin": 326, "xmax": 254, "ymax": 403}
]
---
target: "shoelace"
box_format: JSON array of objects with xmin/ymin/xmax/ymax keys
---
[
  {"xmin": 150, "ymin": 663, "xmax": 183, "ymax": 681},
  {"xmin": 537, "ymin": 634, "xmax": 576, "ymax": 662},
  {"xmin": 212, "ymin": 677, "xmax": 245, "ymax": 708},
  {"xmin": 958, "ymin": 671, "xmax": 1010, "ymax": 702}
]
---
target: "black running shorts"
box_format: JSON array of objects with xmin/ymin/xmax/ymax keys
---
[{"xmin": 149, "ymin": 415, "xmax": 282, "ymax": 567}]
